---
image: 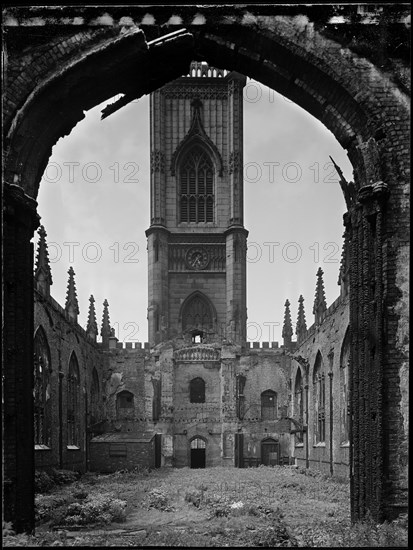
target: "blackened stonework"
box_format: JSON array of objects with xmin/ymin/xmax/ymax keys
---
[
  {"xmin": 3, "ymin": 184, "xmax": 39, "ymax": 533},
  {"xmin": 3, "ymin": 4, "xmax": 409, "ymax": 530}
]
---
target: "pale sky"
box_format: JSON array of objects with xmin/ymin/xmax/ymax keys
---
[{"xmin": 34, "ymin": 77, "xmax": 353, "ymax": 344}]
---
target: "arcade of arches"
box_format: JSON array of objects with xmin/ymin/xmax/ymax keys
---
[{"xmin": 3, "ymin": 4, "xmax": 409, "ymax": 533}]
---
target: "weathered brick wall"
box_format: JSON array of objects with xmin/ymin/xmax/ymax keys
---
[
  {"xmin": 103, "ymin": 347, "xmax": 147, "ymax": 431},
  {"xmin": 238, "ymin": 349, "xmax": 292, "ymax": 465},
  {"xmin": 89, "ymin": 437, "xmax": 155, "ymax": 473},
  {"xmin": 239, "ymin": 351, "xmax": 290, "ymax": 421}
]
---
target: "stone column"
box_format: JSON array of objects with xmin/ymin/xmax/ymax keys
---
[
  {"xmin": 146, "ymin": 226, "xmax": 170, "ymax": 345},
  {"xmin": 3, "ymin": 183, "xmax": 39, "ymax": 533},
  {"xmin": 225, "ymin": 226, "xmax": 248, "ymax": 344},
  {"xmin": 349, "ymin": 181, "xmax": 390, "ymax": 522}
]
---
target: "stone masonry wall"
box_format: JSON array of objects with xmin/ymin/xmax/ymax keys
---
[
  {"xmin": 290, "ymin": 296, "xmax": 350, "ymax": 477},
  {"xmin": 34, "ymin": 290, "xmax": 103, "ymax": 473}
]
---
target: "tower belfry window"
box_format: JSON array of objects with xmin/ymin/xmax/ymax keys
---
[
  {"xmin": 180, "ymin": 147, "xmax": 214, "ymax": 223},
  {"xmin": 182, "ymin": 293, "xmax": 214, "ymax": 332}
]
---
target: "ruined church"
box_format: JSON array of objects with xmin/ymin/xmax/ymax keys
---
[
  {"xmin": 32, "ymin": 62, "xmax": 350, "ymax": 476},
  {"xmin": 4, "ymin": 5, "xmax": 409, "ymax": 532}
]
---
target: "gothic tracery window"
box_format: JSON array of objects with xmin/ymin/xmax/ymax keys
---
[
  {"xmin": 182, "ymin": 293, "xmax": 213, "ymax": 332},
  {"xmin": 67, "ymin": 353, "xmax": 81, "ymax": 447},
  {"xmin": 179, "ymin": 147, "xmax": 214, "ymax": 223},
  {"xmin": 313, "ymin": 352, "xmax": 326, "ymax": 444},
  {"xmin": 261, "ymin": 390, "xmax": 277, "ymax": 421},
  {"xmin": 33, "ymin": 327, "xmax": 51, "ymax": 447}
]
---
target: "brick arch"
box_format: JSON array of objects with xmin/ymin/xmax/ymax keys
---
[
  {"xmin": 3, "ymin": 10, "xmax": 409, "ymax": 529},
  {"xmin": 4, "ymin": 21, "xmax": 409, "ymax": 199}
]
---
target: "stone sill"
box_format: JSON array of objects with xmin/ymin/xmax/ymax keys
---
[
  {"xmin": 35, "ymin": 444, "xmax": 51, "ymax": 451},
  {"xmin": 313, "ymin": 442, "xmax": 326, "ymax": 448},
  {"xmin": 67, "ymin": 445, "xmax": 81, "ymax": 451},
  {"xmin": 295, "ymin": 443, "xmax": 304, "ymax": 448},
  {"xmin": 340, "ymin": 441, "xmax": 350, "ymax": 448}
]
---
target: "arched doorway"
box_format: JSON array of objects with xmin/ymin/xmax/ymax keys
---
[
  {"xmin": 261, "ymin": 438, "xmax": 280, "ymax": 466},
  {"xmin": 190, "ymin": 437, "xmax": 206, "ymax": 469}
]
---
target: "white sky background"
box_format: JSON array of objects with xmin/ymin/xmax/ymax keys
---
[{"xmin": 34, "ymin": 78, "xmax": 353, "ymax": 344}]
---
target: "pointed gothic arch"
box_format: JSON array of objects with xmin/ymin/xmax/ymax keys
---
[
  {"xmin": 170, "ymin": 96, "xmax": 224, "ymax": 179},
  {"xmin": 180, "ymin": 291, "xmax": 216, "ymax": 334}
]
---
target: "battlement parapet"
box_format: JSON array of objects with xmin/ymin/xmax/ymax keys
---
[
  {"xmin": 183, "ymin": 61, "xmax": 228, "ymax": 79},
  {"xmin": 110, "ymin": 341, "xmax": 150, "ymax": 351},
  {"xmin": 246, "ymin": 341, "xmax": 281, "ymax": 350}
]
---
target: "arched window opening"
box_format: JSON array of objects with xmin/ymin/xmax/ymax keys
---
[
  {"xmin": 190, "ymin": 377, "xmax": 205, "ymax": 403},
  {"xmin": 313, "ymin": 352, "xmax": 326, "ymax": 444},
  {"xmin": 261, "ymin": 390, "xmax": 277, "ymax": 421},
  {"xmin": 340, "ymin": 330, "xmax": 350, "ymax": 444},
  {"xmin": 67, "ymin": 353, "xmax": 80, "ymax": 447},
  {"xmin": 179, "ymin": 147, "xmax": 214, "ymax": 223},
  {"xmin": 182, "ymin": 293, "xmax": 214, "ymax": 333},
  {"xmin": 116, "ymin": 390, "xmax": 135, "ymax": 420},
  {"xmin": 190, "ymin": 437, "xmax": 206, "ymax": 449},
  {"xmin": 90, "ymin": 368, "xmax": 100, "ymax": 426},
  {"xmin": 294, "ymin": 369, "xmax": 304, "ymax": 444},
  {"xmin": 117, "ymin": 390, "xmax": 134, "ymax": 409},
  {"xmin": 33, "ymin": 327, "xmax": 51, "ymax": 447}
]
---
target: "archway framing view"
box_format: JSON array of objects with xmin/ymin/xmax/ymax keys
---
[{"xmin": 2, "ymin": 4, "xmax": 409, "ymax": 533}]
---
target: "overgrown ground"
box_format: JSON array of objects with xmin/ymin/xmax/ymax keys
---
[{"xmin": 3, "ymin": 466, "xmax": 408, "ymax": 547}]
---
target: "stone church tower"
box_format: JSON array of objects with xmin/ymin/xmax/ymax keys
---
[{"xmin": 146, "ymin": 62, "xmax": 248, "ymax": 346}]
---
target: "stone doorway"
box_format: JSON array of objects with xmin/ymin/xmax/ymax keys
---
[
  {"xmin": 190, "ymin": 437, "xmax": 206, "ymax": 468},
  {"xmin": 261, "ymin": 438, "xmax": 280, "ymax": 466}
]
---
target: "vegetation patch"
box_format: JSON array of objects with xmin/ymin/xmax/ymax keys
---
[
  {"xmin": 146, "ymin": 487, "xmax": 174, "ymax": 512},
  {"xmin": 4, "ymin": 467, "xmax": 408, "ymax": 547},
  {"xmin": 63, "ymin": 493, "xmax": 127, "ymax": 526}
]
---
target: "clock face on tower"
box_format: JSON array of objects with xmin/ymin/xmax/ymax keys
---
[{"xmin": 186, "ymin": 246, "xmax": 209, "ymax": 270}]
